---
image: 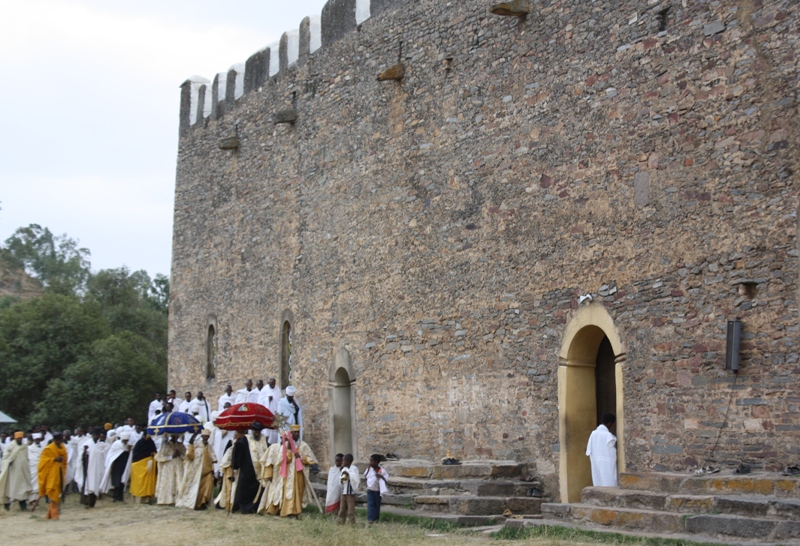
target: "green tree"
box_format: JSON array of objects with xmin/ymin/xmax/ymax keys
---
[
  {"xmin": 0, "ymin": 293, "xmax": 108, "ymax": 427},
  {"xmin": 3, "ymin": 224, "xmax": 91, "ymax": 295},
  {"xmin": 33, "ymin": 332, "xmax": 167, "ymax": 427}
]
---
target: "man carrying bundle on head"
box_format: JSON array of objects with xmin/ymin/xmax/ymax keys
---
[{"xmin": 37, "ymin": 432, "xmax": 67, "ymax": 520}]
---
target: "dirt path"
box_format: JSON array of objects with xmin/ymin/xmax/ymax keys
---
[{"xmin": 0, "ymin": 494, "xmax": 583, "ymax": 546}]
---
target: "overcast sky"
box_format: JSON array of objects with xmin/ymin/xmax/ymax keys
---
[{"xmin": 0, "ymin": 0, "xmax": 329, "ymax": 278}]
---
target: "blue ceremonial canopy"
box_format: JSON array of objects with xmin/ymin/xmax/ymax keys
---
[{"xmin": 146, "ymin": 411, "xmax": 202, "ymax": 435}]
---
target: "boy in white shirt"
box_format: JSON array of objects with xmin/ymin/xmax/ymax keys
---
[{"xmin": 363, "ymin": 453, "xmax": 388, "ymax": 524}]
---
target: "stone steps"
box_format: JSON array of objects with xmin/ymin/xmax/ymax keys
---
[
  {"xmin": 583, "ymin": 486, "xmax": 800, "ymax": 519},
  {"xmin": 311, "ymin": 459, "xmax": 547, "ymax": 519},
  {"xmin": 415, "ymin": 495, "xmax": 546, "ymax": 515},
  {"xmin": 619, "ymin": 471, "xmax": 800, "ymax": 498},
  {"xmin": 382, "ymin": 459, "xmax": 528, "ymax": 480},
  {"xmin": 387, "ymin": 476, "xmax": 543, "ymax": 497},
  {"xmin": 537, "ymin": 472, "xmax": 800, "ymax": 542}
]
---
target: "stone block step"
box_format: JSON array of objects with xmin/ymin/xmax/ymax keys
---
[
  {"xmin": 388, "ymin": 476, "xmax": 543, "ymax": 497},
  {"xmin": 685, "ymin": 514, "xmax": 800, "ymax": 542},
  {"xmin": 543, "ymin": 502, "xmax": 800, "ymax": 542},
  {"xmin": 543, "ymin": 502, "xmax": 682, "ymax": 532},
  {"xmin": 383, "ymin": 459, "xmax": 527, "ymax": 480},
  {"xmin": 582, "ymin": 487, "xmax": 800, "ymax": 520},
  {"xmin": 415, "ymin": 495, "xmax": 544, "ymax": 516},
  {"xmin": 620, "ymin": 472, "xmax": 800, "ymax": 498}
]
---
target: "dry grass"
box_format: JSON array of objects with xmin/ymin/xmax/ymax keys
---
[{"xmin": 0, "ymin": 493, "xmax": 594, "ymax": 546}]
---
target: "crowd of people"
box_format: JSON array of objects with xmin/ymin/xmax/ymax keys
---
[{"xmin": 0, "ymin": 378, "xmax": 389, "ymax": 524}]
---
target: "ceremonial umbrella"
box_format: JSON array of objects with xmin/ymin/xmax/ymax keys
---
[
  {"xmin": 146, "ymin": 411, "xmax": 203, "ymax": 436},
  {"xmin": 215, "ymin": 402, "xmax": 275, "ymax": 432}
]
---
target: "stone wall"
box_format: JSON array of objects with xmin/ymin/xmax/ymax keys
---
[{"xmin": 170, "ymin": 0, "xmax": 800, "ymax": 494}]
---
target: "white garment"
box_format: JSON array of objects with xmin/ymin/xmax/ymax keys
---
[
  {"xmin": 276, "ymin": 396, "xmax": 303, "ymax": 440},
  {"xmin": 258, "ymin": 385, "xmax": 282, "ymax": 443},
  {"xmin": 340, "ymin": 463, "xmax": 361, "ymax": 495},
  {"xmin": 86, "ymin": 441, "xmax": 110, "ymax": 495},
  {"xmin": 27, "ymin": 442, "xmax": 42, "ymax": 501},
  {"xmin": 218, "ymin": 393, "xmax": 235, "ymax": 411},
  {"xmin": 325, "ymin": 465, "xmax": 342, "ymax": 512},
  {"xmin": 191, "ymin": 398, "xmax": 211, "ymax": 422},
  {"xmin": 99, "ymin": 439, "xmax": 132, "ymax": 492},
  {"xmin": 212, "ymin": 429, "xmax": 234, "ymax": 477},
  {"xmin": 364, "ymin": 466, "xmax": 389, "ymax": 496},
  {"xmin": 586, "ymin": 424, "xmax": 618, "ymax": 487},
  {"xmin": 73, "ymin": 436, "xmax": 95, "ymax": 493},
  {"xmin": 234, "ymin": 388, "xmax": 258, "ymax": 404},
  {"xmin": 129, "ymin": 429, "xmax": 143, "ymax": 447},
  {"xmin": 148, "ymin": 399, "xmax": 163, "ymax": 422},
  {"xmin": 178, "ymin": 399, "xmax": 192, "ymax": 413}
]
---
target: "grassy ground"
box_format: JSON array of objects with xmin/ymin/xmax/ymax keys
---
[{"xmin": 0, "ymin": 494, "xmax": 722, "ymax": 546}]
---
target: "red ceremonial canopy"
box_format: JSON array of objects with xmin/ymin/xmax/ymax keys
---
[{"xmin": 215, "ymin": 402, "xmax": 276, "ymax": 431}]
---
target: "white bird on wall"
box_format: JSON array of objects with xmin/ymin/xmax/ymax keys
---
[{"xmin": 578, "ymin": 294, "xmax": 593, "ymax": 305}]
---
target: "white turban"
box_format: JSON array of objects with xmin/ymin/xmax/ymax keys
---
[
  {"xmin": 120, "ymin": 432, "xmax": 131, "ymax": 441},
  {"xmin": 210, "ymin": 411, "xmax": 220, "ymax": 422},
  {"xmin": 189, "ymin": 403, "xmax": 200, "ymax": 414},
  {"xmin": 285, "ymin": 386, "xmax": 297, "ymax": 396},
  {"xmin": 32, "ymin": 433, "xmax": 42, "ymax": 440}
]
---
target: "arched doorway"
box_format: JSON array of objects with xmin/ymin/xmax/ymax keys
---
[
  {"xmin": 558, "ymin": 305, "xmax": 626, "ymax": 503},
  {"xmin": 328, "ymin": 348, "xmax": 356, "ymax": 463}
]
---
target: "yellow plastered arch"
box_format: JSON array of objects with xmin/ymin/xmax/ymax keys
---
[{"xmin": 558, "ymin": 303, "xmax": 626, "ymax": 503}]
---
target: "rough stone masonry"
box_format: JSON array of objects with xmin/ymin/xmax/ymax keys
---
[{"xmin": 170, "ymin": 0, "xmax": 799, "ymax": 500}]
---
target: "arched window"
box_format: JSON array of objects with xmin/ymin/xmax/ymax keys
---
[
  {"xmin": 280, "ymin": 320, "xmax": 292, "ymax": 388},
  {"xmin": 207, "ymin": 324, "xmax": 217, "ymax": 379}
]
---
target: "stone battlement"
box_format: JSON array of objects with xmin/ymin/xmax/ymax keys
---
[{"xmin": 179, "ymin": 0, "xmax": 404, "ymax": 132}]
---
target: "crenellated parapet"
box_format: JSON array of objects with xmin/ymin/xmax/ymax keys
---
[{"xmin": 179, "ymin": 0, "xmax": 404, "ymax": 134}]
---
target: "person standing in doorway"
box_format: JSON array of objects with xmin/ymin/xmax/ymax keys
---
[{"xmin": 586, "ymin": 413, "xmax": 617, "ymax": 487}]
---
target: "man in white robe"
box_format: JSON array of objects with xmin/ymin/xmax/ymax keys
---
[
  {"xmin": 178, "ymin": 391, "xmax": 193, "ymax": 413},
  {"xmin": 191, "ymin": 392, "xmax": 211, "ymax": 423},
  {"xmin": 175, "ymin": 430, "xmax": 216, "ymax": 510},
  {"xmin": 148, "ymin": 393, "xmax": 164, "ymax": 423},
  {"xmin": 211, "ymin": 414, "xmax": 233, "ymax": 478},
  {"xmin": 258, "ymin": 377, "xmax": 282, "ymax": 444},
  {"xmin": 218, "ymin": 385, "xmax": 235, "ymax": 411},
  {"xmin": 100, "ymin": 432, "xmax": 132, "ymax": 502},
  {"xmin": 27, "ymin": 433, "xmax": 43, "ymax": 503},
  {"xmin": 85, "ymin": 431, "xmax": 111, "ymax": 506},
  {"xmin": 0, "ymin": 432, "xmax": 31, "ymax": 511},
  {"xmin": 155, "ymin": 434, "xmax": 186, "ymax": 505},
  {"xmin": 277, "ymin": 386, "xmax": 304, "ymax": 441},
  {"xmin": 235, "ymin": 380, "xmax": 258, "ymax": 404},
  {"xmin": 586, "ymin": 413, "xmax": 618, "ymax": 487},
  {"xmin": 325, "ymin": 453, "xmax": 343, "ymax": 515},
  {"xmin": 74, "ymin": 429, "xmax": 99, "ymax": 505}
]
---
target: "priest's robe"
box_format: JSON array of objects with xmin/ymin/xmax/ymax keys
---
[
  {"xmin": 214, "ymin": 440, "xmax": 234, "ymax": 509},
  {"xmin": 175, "ymin": 438, "xmax": 216, "ymax": 509},
  {"xmin": 586, "ymin": 424, "xmax": 618, "ymax": 487},
  {"xmin": 231, "ymin": 434, "xmax": 267, "ymax": 514},
  {"xmin": 130, "ymin": 436, "xmax": 157, "ymax": 499},
  {"xmin": 212, "ymin": 428, "xmax": 234, "ymax": 476},
  {"xmin": 100, "ymin": 439, "xmax": 132, "ymax": 501},
  {"xmin": 0, "ymin": 442, "xmax": 31, "ymax": 505},
  {"xmin": 155, "ymin": 439, "xmax": 185, "ymax": 505},
  {"xmin": 259, "ymin": 438, "xmax": 317, "ymax": 517},
  {"xmin": 38, "ymin": 441, "xmax": 67, "ymax": 519}
]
